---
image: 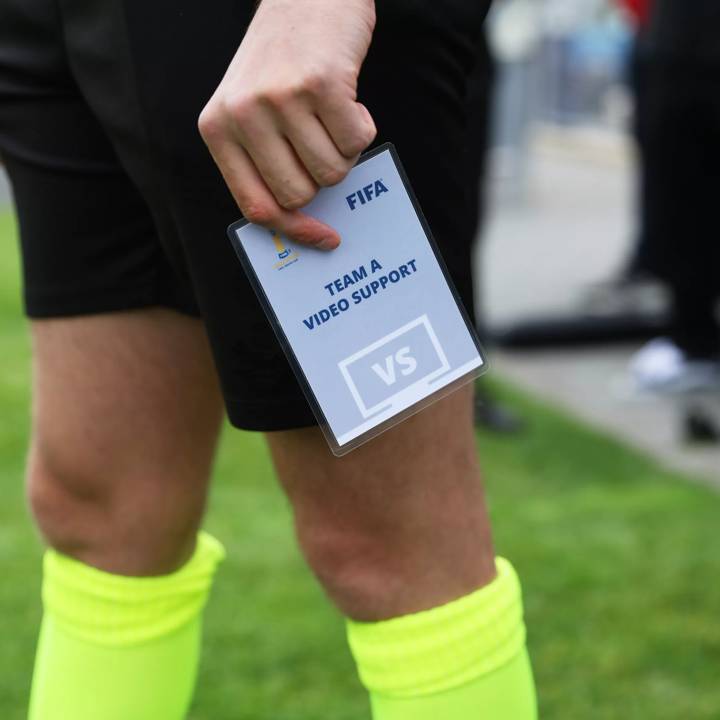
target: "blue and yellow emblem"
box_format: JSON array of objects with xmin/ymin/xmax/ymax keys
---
[{"xmin": 272, "ymin": 231, "xmax": 299, "ymax": 270}]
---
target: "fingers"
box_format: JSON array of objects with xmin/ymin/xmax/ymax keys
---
[
  {"xmin": 199, "ymin": 78, "xmax": 377, "ymax": 248},
  {"xmin": 226, "ymin": 102, "xmax": 320, "ymax": 210},
  {"xmin": 206, "ymin": 137, "xmax": 340, "ymax": 250},
  {"xmin": 283, "ymin": 113, "xmax": 358, "ymax": 187}
]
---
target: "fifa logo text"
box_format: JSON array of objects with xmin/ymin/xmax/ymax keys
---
[{"xmin": 346, "ymin": 179, "xmax": 389, "ymax": 211}]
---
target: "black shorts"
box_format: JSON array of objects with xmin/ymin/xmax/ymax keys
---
[{"xmin": 0, "ymin": 0, "xmax": 490, "ymax": 431}]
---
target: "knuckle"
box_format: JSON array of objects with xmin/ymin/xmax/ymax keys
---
[
  {"xmin": 340, "ymin": 137, "xmax": 365, "ymax": 158},
  {"xmin": 242, "ymin": 201, "xmax": 276, "ymax": 226},
  {"xmin": 256, "ymin": 71, "xmax": 333, "ymax": 110},
  {"xmin": 224, "ymin": 94, "xmax": 256, "ymax": 124},
  {"xmin": 258, "ymin": 86, "xmax": 290, "ymax": 110},
  {"xmin": 197, "ymin": 106, "xmax": 223, "ymax": 143},
  {"xmin": 225, "ymin": 97, "xmax": 252, "ymax": 124},
  {"xmin": 301, "ymin": 71, "xmax": 330, "ymax": 97},
  {"xmin": 280, "ymin": 189, "xmax": 316, "ymax": 210},
  {"xmin": 316, "ymin": 165, "xmax": 347, "ymax": 187},
  {"xmin": 343, "ymin": 126, "xmax": 375, "ymax": 157}
]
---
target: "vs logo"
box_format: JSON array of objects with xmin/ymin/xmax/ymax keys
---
[
  {"xmin": 371, "ymin": 347, "xmax": 417, "ymax": 386},
  {"xmin": 338, "ymin": 315, "xmax": 451, "ymax": 420}
]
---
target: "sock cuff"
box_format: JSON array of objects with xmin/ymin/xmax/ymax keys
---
[
  {"xmin": 346, "ymin": 557, "xmax": 526, "ymax": 698},
  {"xmin": 42, "ymin": 531, "xmax": 225, "ymax": 647}
]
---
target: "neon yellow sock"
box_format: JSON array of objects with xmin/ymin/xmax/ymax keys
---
[
  {"xmin": 28, "ymin": 531, "xmax": 225, "ymax": 720},
  {"xmin": 347, "ymin": 558, "xmax": 537, "ymax": 719}
]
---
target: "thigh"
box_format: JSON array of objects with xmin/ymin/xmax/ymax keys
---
[
  {"xmin": 265, "ymin": 384, "xmax": 495, "ymax": 618},
  {"xmin": 0, "ymin": 0, "xmax": 200, "ymax": 320},
  {"xmin": 29, "ymin": 310, "xmax": 224, "ymax": 573},
  {"xmin": 62, "ymin": 0, "xmax": 493, "ymax": 435}
]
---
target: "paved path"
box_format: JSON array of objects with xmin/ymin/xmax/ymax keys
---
[
  {"xmin": 478, "ymin": 127, "xmax": 720, "ymax": 486},
  {"xmin": 494, "ymin": 346, "xmax": 720, "ymax": 487}
]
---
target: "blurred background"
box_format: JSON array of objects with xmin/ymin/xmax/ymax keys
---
[
  {"xmin": 1, "ymin": 0, "xmax": 719, "ymax": 717},
  {"xmin": 473, "ymin": 0, "xmax": 720, "ymax": 484}
]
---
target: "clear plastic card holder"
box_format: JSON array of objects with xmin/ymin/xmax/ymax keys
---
[{"xmin": 228, "ymin": 143, "xmax": 488, "ymax": 456}]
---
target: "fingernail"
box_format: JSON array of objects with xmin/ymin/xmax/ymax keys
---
[{"xmin": 316, "ymin": 236, "xmax": 340, "ymax": 251}]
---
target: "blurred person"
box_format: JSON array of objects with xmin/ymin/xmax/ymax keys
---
[
  {"xmin": 615, "ymin": 0, "xmax": 650, "ymax": 37},
  {"xmin": 629, "ymin": 0, "xmax": 720, "ymax": 393},
  {"xmin": 576, "ymin": 2, "xmax": 664, "ymax": 313},
  {"xmin": 560, "ymin": 0, "xmax": 672, "ymax": 344},
  {"xmin": 614, "ymin": 0, "xmax": 651, "ymax": 284},
  {"xmin": 466, "ymin": 26, "xmax": 526, "ymax": 433},
  {"xmin": 0, "ymin": 2, "xmax": 538, "ymax": 720}
]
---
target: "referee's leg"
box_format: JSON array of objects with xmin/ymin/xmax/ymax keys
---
[
  {"xmin": 268, "ymin": 384, "xmax": 537, "ymax": 718},
  {"xmin": 268, "ymin": 385, "xmax": 495, "ymax": 620},
  {"xmin": 26, "ymin": 310, "xmax": 226, "ymax": 719},
  {"xmin": 28, "ymin": 310, "xmax": 222, "ymax": 573}
]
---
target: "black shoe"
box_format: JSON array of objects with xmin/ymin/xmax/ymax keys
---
[
  {"xmin": 474, "ymin": 389, "xmax": 526, "ymax": 434},
  {"xmin": 683, "ymin": 406, "xmax": 720, "ymax": 444}
]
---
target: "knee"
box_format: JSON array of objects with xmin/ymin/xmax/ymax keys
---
[
  {"xmin": 294, "ymin": 508, "xmax": 496, "ymax": 622},
  {"xmin": 26, "ymin": 445, "xmax": 203, "ymax": 575},
  {"xmin": 27, "ymin": 446, "xmax": 101, "ymax": 556},
  {"xmin": 297, "ymin": 523, "xmax": 402, "ymax": 620}
]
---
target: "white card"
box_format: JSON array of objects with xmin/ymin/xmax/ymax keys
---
[{"xmin": 228, "ymin": 144, "xmax": 486, "ymax": 455}]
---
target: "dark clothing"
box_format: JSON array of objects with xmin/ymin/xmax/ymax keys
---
[
  {"xmin": 672, "ymin": 288, "xmax": 720, "ymax": 360},
  {"xmin": 636, "ymin": 57, "xmax": 720, "ymax": 295},
  {"xmin": 645, "ymin": 0, "xmax": 720, "ymax": 63},
  {"xmin": 466, "ymin": 31, "xmax": 494, "ymax": 244},
  {"xmin": 0, "ymin": 0, "xmax": 491, "ymax": 431},
  {"xmin": 632, "ymin": 0, "xmax": 720, "ymax": 357}
]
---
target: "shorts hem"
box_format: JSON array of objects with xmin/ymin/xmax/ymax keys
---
[
  {"xmin": 24, "ymin": 286, "xmax": 200, "ymax": 319},
  {"xmin": 226, "ymin": 398, "xmax": 318, "ymax": 433}
]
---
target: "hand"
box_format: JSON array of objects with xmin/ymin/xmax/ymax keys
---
[{"xmin": 199, "ymin": 0, "xmax": 377, "ymax": 250}]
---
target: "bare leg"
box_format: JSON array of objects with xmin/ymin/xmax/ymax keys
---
[
  {"xmin": 25, "ymin": 309, "xmax": 227, "ymax": 720},
  {"xmin": 27, "ymin": 309, "xmax": 223, "ymax": 574},
  {"xmin": 266, "ymin": 385, "xmax": 495, "ymax": 621}
]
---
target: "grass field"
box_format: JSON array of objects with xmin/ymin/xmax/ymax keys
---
[{"xmin": 1, "ymin": 209, "xmax": 719, "ymax": 719}]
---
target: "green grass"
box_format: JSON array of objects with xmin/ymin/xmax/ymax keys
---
[{"xmin": 1, "ymin": 209, "xmax": 719, "ymax": 718}]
